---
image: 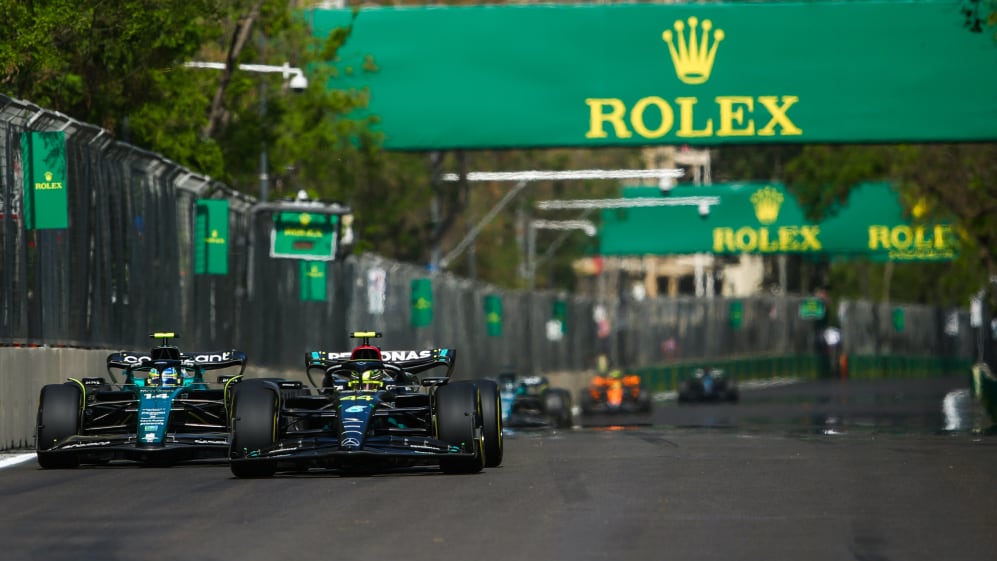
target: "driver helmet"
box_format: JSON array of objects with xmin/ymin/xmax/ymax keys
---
[
  {"xmin": 349, "ymin": 369, "xmax": 385, "ymax": 391},
  {"xmin": 146, "ymin": 367, "xmax": 179, "ymax": 387}
]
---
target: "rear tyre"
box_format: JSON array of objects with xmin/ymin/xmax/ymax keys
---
[
  {"xmin": 36, "ymin": 384, "xmax": 82, "ymax": 469},
  {"xmin": 436, "ymin": 382, "xmax": 484, "ymax": 474},
  {"xmin": 476, "ymin": 379, "xmax": 503, "ymax": 467},
  {"xmin": 543, "ymin": 388, "xmax": 571, "ymax": 428},
  {"xmin": 553, "ymin": 389, "xmax": 574, "ymax": 428},
  {"xmin": 230, "ymin": 384, "xmax": 279, "ymax": 478}
]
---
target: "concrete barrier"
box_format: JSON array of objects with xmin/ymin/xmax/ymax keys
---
[{"xmin": 0, "ymin": 348, "xmax": 109, "ymax": 450}]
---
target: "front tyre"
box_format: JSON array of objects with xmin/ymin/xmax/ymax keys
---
[
  {"xmin": 36, "ymin": 384, "xmax": 82, "ymax": 469},
  {"xmin": 436, "ymin": 382, "xmax": 484, "ymax": 474},
  {"xmin": 476, "ymin": 380, "xmax": 503, "ymax": 467},
  {"xmin": 230, "ymin": 384, "xmax": 279, "ymax": 478}
]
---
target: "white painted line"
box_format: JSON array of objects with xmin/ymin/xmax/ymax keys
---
[{"xmin": 0, "ymin": 453, "xmax": 36, "ymax": 469}]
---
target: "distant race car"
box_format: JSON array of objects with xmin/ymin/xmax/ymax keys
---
[
  {"xmin": 497, "ymin": 374, "xmax": 573, "ymax": 429},
  {"xmin": 677, "ymin": 367, "xmax": 739, "ymax": 403},
  {"xmin": 580, "ymin": 369, "xmax": 652, "ymax": 415},
  {"xmin": 227, "ymin": 331, "xmax": 503, "ymax": 477},
  {"xmin": 35, "ymin": 332, "xmax": 249, "ymax": 468}
]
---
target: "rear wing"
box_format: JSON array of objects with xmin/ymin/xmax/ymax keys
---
[
  {"xmin": 305, "ymin": 348, "xmax": 456, "ymax": 379},
  {"xmin": 107, "ymin": 350, "xmax": 248, "ymax": 379}
]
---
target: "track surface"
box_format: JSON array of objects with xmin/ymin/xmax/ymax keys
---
[{"xmin": 3, "ymin": 376, "xmax": 996, "ymax": 561}]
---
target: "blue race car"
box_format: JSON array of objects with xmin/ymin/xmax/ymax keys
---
[
  {"xmin": 228, "ymin": 331, "xmax": 503, "ymax": 477},
  {"xmin": 498, "ymin": 373, "xmax": 573, "ymax": 429},
  {"xmin": 35, "ymin": 332, "xmax": 249, "ymax": 468},
  {"xmin": 677, "ymin": 367, "xmax": 739, "ymax": 403}
]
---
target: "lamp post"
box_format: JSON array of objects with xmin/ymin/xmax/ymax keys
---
[
  {"xmin": 184, "ymin": 61, "xmax": 308, "ymax": 202},
  {"xmin": 526, "ymin": 219, "xmax": 597, "ymax": 290}
]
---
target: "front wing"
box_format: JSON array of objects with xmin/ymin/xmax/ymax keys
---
[
  {"xmin": 231, "ymin": 434, "xmax": 476, "ymax": 470},
  {"xmin": 39, "ymin": 432, "xmax": 230, "ymax": 464}
]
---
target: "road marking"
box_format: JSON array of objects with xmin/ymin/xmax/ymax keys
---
[{"xmin": 0, "ymin": 453, "xmax": 36, "ymax": 469}]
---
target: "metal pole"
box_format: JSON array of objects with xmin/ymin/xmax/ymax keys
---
[
  {"xmin": 259, "ymin": 78, "xmax": 268, "ymax": 202},
  {"xmin": 527, "ymin": 219, "xmax": 537, "ymax": 291},
  {"xmin": 429, "ymin": 151, "xmax": 442, "ymax": 272}
]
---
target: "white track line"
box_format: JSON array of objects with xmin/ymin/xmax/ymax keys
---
[{"xmin": 0, "ymin": 453, "xmax": 36, "ymax": 469}]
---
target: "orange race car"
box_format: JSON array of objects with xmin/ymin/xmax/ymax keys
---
[{"xmin": 580, "ymin": 369, "xmax": 652, "ymax": 415}]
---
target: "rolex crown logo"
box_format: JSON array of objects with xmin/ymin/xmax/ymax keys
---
[
  {"xmin": 299, "ymin": 213, "xmax": 312, "ymax": 226},
  {"xmin": 662, "ymin": 17, "xmax": 724, "ymax": 85},
  {"xmin": 44, "ymin": 171, "xmax": 53, "ymax": 181},
  {"xmin": 750, "ymin": 186, "xmax": 784, "ymax": 225}
]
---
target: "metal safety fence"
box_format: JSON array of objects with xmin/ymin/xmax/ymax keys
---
[{"xmin": 0, "ymin": 94, "xmax": 980, "ymax": 380}]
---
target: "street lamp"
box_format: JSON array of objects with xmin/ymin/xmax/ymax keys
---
[
  {"xmin": 183, "ymin": 62, "xmax": 309, "ymax": 90},
  {"xmin": 184, "ymin": 61, "xmax": 309, "ymax": 201},
  {"xmin": 436, "ymin": 168, "xmax": 685, "ymax": 272},
  {"xmin": 526, "ymin": 219, "xmax": 597, "ymax": 290}
]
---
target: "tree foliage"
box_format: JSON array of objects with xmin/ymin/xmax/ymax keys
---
[{"xmin": 784, "ymin": 144, "xmax": 997, "ymax": 306}]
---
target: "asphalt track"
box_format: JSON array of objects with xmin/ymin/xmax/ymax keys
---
[{"xmin": 2, "ymin": 375, "xmax": 995, "ymax": 561}]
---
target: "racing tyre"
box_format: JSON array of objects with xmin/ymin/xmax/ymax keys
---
[
  {"xmin": 230, "ymin": 384, "xmax": 279, "ymax": 478},
  {"xmin": 436, "ymin": 382, "xmax": 484, "ymax": 474},
  {"xmin": 36, "ymin": 383, "xmax": 83, "ymax": 469},
  {"xmin": 544, "ymin": 388, "xmax": 571, "ymax": 428},
  {"xmin": 554, "ymin": 389, "xmax": 575, "ymax": 427},
  {"xmin": 475, "ymin": 379, "xmax": 503, "ymax": 467}
]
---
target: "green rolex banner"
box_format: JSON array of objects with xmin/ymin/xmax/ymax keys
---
[
  {"xmin": 601, "ymin": 182, "xmax": 956, "ymax": 261},
  {"xmin": 411, "ymin": 278, "xmax": 433, "ymax": 327},
  {"xmin": 21, "ymin": 131, "xmax": 69, "ymax": 230},
  {"xmin": 308, "ymin": 1, "xmax": 997, "ymax": 150},
  {"xmin": 485, "ymin": 294, "xmax": 503, "ymax": 337},
  {"xmin": 552, "ymin": 299, "xmax": 568, "ymax": 335},
  {"xmin": 194, "ymin": 200, "xmax": 229, "ymax": 275},
  {"xmin": 729, "ymin": 300, "xmax": 743, "ymax": 329},
  {"xmin": 892, "ymin": 307, "xmax": 906, "ymax": 333},
  {"xmin": 300, "ymin": 261, "xmax": 327, "ymax": 302}
]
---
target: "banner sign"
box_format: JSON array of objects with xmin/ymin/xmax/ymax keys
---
[
  {"xmin": 367, "ymin": 267, "xmax": 387, "ymax": 314},
  {"xmin": 308, "ymin": 1, "xmax": 997, "ymax": 150},
  {"xmin": 194, "ymin": 199, "xmax": 229, "ymax": 275},
  {"xmin": 271, "ymin": 211, "xmax": 339, "ymax": 260},
  {"xmin": 21, "ymin": 131, "xmax": 68, "ymax": 229},
  {"xmin": 484, "ymin": 294, "xmax": 503, "ymax": 337},
  {"xmin": 729, "ymin": 300, "xmax": 743, "ymax": 328},
  {"xmin": 799, "ymin": 298, "xmax": 827, "ymax": 320},
  {"xmin": 599, "ymin": 183, "xmax": 956, "ymax": 261},
  {"xmin": 410, "ymin": 278, "xmax": 433, "ymax": 327},
  {"xmin": 300, "ymin": 260, "xmax": 327, "ymax": 302},
  {"xmin": 552, "ymin": 300, "xmax": 568, "ymax": 334}
]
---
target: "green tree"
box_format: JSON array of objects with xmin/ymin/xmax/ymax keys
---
[
  {"xmin": 784, "ymin": 144, "xmax": 997, "ymax": 306},
  {"xmin": 0, "ymin": 1, "xmax": 374, "ymax": 194}
]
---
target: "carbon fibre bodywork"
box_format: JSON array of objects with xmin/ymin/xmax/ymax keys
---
[
  {"xmin": 35, "ymin": 339, "xmax": 249, "ymax": 467},
  {"xmin": 229, "ymin": 340, "xmax": 502, "ymax": 476},
  {"xmin": 678, "ymin": 368, "xmax": 739, "ymax": 403},
  {"xmin": 580, "ymin": 372, "xmax": 653, "ymax": 415}
]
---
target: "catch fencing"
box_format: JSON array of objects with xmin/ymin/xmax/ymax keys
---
[{"xmin": 0, "ymin": 93, "xmax": 980, "ymax": 380}]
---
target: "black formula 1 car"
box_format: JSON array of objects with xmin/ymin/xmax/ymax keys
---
[
  {"xmin": 677, "ymin": 368, "xmax": 739, "ymax": 403},
  {"xmin": 35, "ymin": 332, "xmax": 249, "ymax": 468},
  {"xmin": 227, "ymin": 331, "xmax": 503, "ymax": 477},
  {"xmin": 498, "ymin": 373, "xmax": 573, "ymax": 429}
]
